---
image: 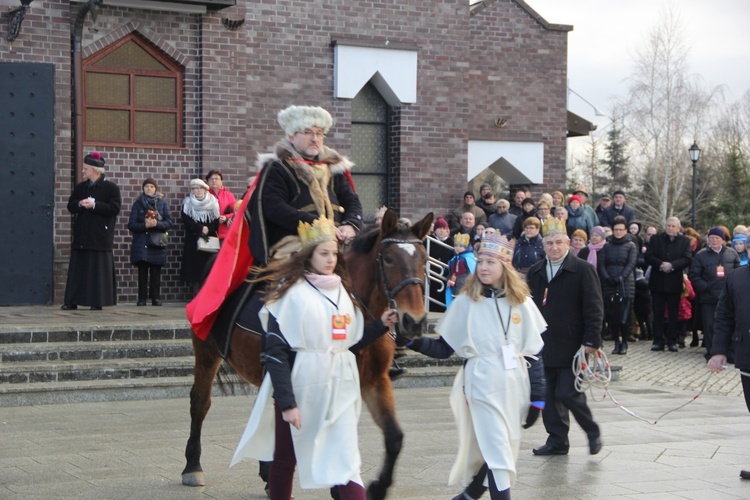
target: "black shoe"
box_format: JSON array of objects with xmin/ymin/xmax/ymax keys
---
[
  {"xmin": 152, "ymin": 300, "xmax": 162, "ymax": 306},
  {"xmin": 611, "ymin": 340, "xmax": 621, "ymax": 355},
  {"xmin": 690, "ymin": 339, "xmax": 700, "ymax": 347},
  {"xmin": 532, "ymin": 444, "xmax": 568, "ymax": 456},
  {"xmin": 741, "ymin": 470, "xmax": 750, "ymax": 480},
  {"xmin": 668, "ymin": 344, "xmax": 678, "ymax": 352},
  {"xmin": 589, "ymin": 436, "xmax": 602, "ymax": 455},
  {"xmin": 678, "ymin": 341, "xmax": 686, "ymax": 348},
  {"xmin": 651, "ymin": 344, "xmax": 665, "ymax": 351},
  {"xmin": 60, "ymin": 304, "xmax": 77, "ymax": 310},
  {"xmin": 388, "ymin": 368, "xmax": 407, "ymax": 381},
  {"xmin": 619, "ymin": 341, "xmax": 628, "ymax": 355},
  {"xmin": 90, "ymin": 306, "xmax": 102, "ymax": 311},
  {"xmin": 137, "ymin": 300, "xmax": 147, "ymax": 306}
]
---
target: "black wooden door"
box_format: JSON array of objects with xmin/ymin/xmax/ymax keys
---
[{"xmin": 0, "ymin": 63, "xmax": 55, "ymax": 305}]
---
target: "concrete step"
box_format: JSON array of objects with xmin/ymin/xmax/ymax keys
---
[
  {"xmin": 0, "ymin": 326, "xmax": 192, "ymax": 344},
  {"xmin": 0, "ymin": 339, "xmax": 193, "ymax": 363}
]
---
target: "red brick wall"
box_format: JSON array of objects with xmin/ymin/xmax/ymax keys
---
[{"xmin": 13, "ymin": 0, "xmax": 568, "ymax": 304}]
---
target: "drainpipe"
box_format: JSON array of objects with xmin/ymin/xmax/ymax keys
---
[{"xmin": 71, "ymin": 0, "xmax": 103, "ymax": 184}]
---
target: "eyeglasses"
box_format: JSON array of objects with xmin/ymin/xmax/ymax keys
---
[{"xmin": 297, "ymin": 129, "xmax": 326, "ymax": 140}]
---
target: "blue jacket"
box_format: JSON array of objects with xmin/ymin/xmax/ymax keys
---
[{"xmin": 128, "ymin": 194, "xmax": 172, "ymax": 266}]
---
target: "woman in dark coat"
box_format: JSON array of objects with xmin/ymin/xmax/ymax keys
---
[
  {"xmin": 128, "ymin": 178, "xmax": 172, "ymax": 306},
  {"xmin": 598, "ymin": 217, "xmax": 637, "ymax": 354},
  {"xmin": 180, "ymin": 178, "xmax": 220, "ymax": 292},
  {"xmin": 61, "ymin": 152, "xmax": 122, "ymax": 311}
]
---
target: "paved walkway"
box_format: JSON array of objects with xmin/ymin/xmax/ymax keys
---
[{"xmin": 1, "ymin": 304, "xmax": 749, "ymax": 498}]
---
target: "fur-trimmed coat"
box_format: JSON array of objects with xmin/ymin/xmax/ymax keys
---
[{"xmin": 248, "ymin": 139, "xmax": 363, "ymax": 266}]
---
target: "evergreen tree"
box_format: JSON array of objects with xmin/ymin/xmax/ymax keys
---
[{"xmin": 601, "ymin": 116, "xmax": 630, "ymax": 190}]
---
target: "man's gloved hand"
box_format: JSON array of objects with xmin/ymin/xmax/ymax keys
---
[{"xmin": 523, "ymin": 400, "xmax": 545, "ymax": 429}]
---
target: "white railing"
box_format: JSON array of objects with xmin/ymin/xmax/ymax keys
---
[{"xmin": 424, "ymin": 235, "xmax": 452, "ymax": 311}]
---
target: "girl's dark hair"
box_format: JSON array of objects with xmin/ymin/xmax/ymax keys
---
[
  {"xmin": 250, "ymin": 244, "xmax": 359, "ymax": 309},
  {"xmin": 206, "ymin": 170, "xmax": 223, "ymax": 181}
]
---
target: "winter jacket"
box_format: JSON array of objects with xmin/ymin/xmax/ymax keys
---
[
  {"xmin": 127, "ymin": 194, "xmax": 172, "ymax": 266},
  {"xmin": 713, "ymin": 265, "xmax": 750, "ymax": 368},
  {"xmin": 600, "ymin": 204, "xmax": 636, "ymax": 228},
  {"xmin": 66, "ymin": 175, "xmax": 122, "ymax": 251},
  {"xmin": 598, "ymin": 235, "xmax": 637, "ymax": 300},
  {"xmin": 209, "ymin": 187, "xmax": 237, "ymax": 240},
  {"xmin": 645, "ymin": 232, "xmax": 692, "ymax": 294},
  {"xmin": 487, "ymin": 211, "xmax": 517, "ymax": 238},
  {"xmin": 689, "ymin": 246, "xmax": 740, "ymax": 304},
  {"xmin": 566, "ymin": 206, "xmax": 593, "ymax": 235},
  {"xmin": 512, "ymin": 235, "xmax": 545, "ymax": 273}
]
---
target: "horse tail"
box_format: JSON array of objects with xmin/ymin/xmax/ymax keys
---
[{"xmin": 214, "ymin": 361, "xmax": 253, "ymax": 396}]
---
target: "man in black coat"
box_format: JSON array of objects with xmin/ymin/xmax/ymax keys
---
[
  {"xmin": 645, "ymin": 217, "xmax": 693, "ymax": 351},
  {"xmin": 707, "ymin": 265, "xmax": 750, "ymax": 480},
  {"xmin": 599, "ymin": 189, "xmax": 636, "ymax": 228},
  {"xmin": 61, "ymin": 152, "xmax": 121, "ymax": 310},
  {"xmin": 689, "ymin": 227, "xmax": 740, "ymax": 358},
  {"xmin": 527, "ymin": 227, "xmax": 604, "ymax": 456}
]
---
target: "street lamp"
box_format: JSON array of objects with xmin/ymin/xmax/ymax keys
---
[{"xmin": 689, "ymin": 141, "xmax": 701, "ymax": 229}]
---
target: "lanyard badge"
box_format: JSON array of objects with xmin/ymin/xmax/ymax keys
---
[{"xmin": 332, "ymin": 314, "xmax": 349, "ymax": 340}]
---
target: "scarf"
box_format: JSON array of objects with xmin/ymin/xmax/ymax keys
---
[
  {"xmin": 139, "ymin": 192, "xmax": 159, "ymax": 210},
  {"xmin": 305, "ymin": 271, "xmax": 342, "ymax": 291},
  {"xmin": 182, "ymin": 192, "xmax": 220, "ymax": 223},
  {"xmin": 586, "ymin": 241, "xmax": 606, "ymax": 268}
]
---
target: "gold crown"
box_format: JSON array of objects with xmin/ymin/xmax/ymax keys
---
[
  {"xmin": 454, "ymin": 233, "xmax": 470, "ymax": 247},
  {"xmin": 543, "ymin": 218, "xmax": 567, "ymax": 237},
  {"xmin": 298, "ymin": 217, "xmax": 337, "ymax": 249},
  {"xmin": 478, "ymin": 234, "xmax": 515, "ymax": 264}
]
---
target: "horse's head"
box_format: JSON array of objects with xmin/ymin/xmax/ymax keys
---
[{"xmin": 377, "ymin": 208, "xmax": 434, "ymax": 339}]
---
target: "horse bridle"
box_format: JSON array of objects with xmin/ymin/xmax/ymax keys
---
[{"xmin": 377, "ymin": 237, "xmax": 426, "ymax": 311}]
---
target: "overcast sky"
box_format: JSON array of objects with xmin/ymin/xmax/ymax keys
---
[{"xmin": 524, "ymin": 0, "xmax": 750, "ymax": 134}]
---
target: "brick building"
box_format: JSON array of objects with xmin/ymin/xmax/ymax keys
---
[{"xmin": 0, "ymin": 0, "xmax": 574, "ymax": 305}]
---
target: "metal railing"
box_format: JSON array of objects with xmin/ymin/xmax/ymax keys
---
[{"xmin": 424, "ymin": 235, "xmax": 452, "ymax": 311}]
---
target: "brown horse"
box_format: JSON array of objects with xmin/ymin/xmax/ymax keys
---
[{"xmin": 182, "ymin": 208, "xmax": 434, "ymax": 499}]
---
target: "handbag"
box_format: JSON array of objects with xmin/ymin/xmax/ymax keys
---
[
  {"xmin": 197, "ymin": 236, "xmax": 221, "ymax": 253},
  {"xmin": 605, "ymin": 278, "xmax": 632, "ymax": 325},
  {"xmin": 147, "ymin": 231, "xmax": 168, "ymax": 248}
]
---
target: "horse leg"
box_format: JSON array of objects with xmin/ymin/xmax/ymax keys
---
[
  {"xmin": 182, "ymin": 335, "xmax": 223, "ymax": 486},
  {"xmin": 362, "ymin": 380, "xmax": 403, "ymax": 500}
]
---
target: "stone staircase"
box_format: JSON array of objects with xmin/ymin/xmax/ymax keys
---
[{"xmin": 0, "ymin": 313, "xmax": 461, "ymax": 407}]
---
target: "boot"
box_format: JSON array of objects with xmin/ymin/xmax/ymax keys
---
[
  {"xmin": 611, "ymin": 340, "xmax": 621, "ymax": 355},
  {"xmin": 618, "ymin": 340, "xmax": 628, "ymax": 355}
]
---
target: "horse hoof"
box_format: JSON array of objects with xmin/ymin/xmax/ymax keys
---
[
  {"xmin": 367, "ymin": 480, "xmax": 387, "ymax": 500},
  {"xmin": 182, "ymin": 471, "xmax": 205, "ymax": 487}
]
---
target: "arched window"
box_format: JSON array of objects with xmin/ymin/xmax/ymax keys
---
[
  {"xmin": 351, "ymin": 82, "xmax": 390, "ymax": 222},
  {"xmin": 83, "ymin": 33, "xmax": 183, "ymax": 147}
]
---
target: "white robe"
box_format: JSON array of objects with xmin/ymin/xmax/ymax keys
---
[
  {"xmin": 231, "ymin": 280, "xmax": 365, "ymax": 489},
  {"xmin": 438, "ymin": 293, "xmax": 546, "ymax": 490}
]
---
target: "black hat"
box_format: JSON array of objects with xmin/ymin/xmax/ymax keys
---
[
  {"xmin": 142, "ymin": 178, "xmax": 158, "ymax": 191},
  {"xmin": 464, "ymin": 191, "xmax": 475, "ymax": 199},
  {"xmin": 522, "ymin": 197, "xmax": 535, "ymax": 206},
  {"xmin": 84, "ymin": 151, "xmax": 106, "ymax": 168},
  {"xmin": 600, "ymin": 193, "xmax": 611, "ymax": 200},
  {"xmin": 613, "ymin": 189, "xmax": 626, "ymax": 197}
]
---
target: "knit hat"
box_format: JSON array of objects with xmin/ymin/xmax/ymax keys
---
[
  {"xmin": 434, "ymin": 216, "xmax": 449, "ymax": 230},
  {"xmin": 590, "ymin": 226, "xmax": 607, "ymax": 239},
  {"xmin": 522, "ymin": 197, "xmax": 535, "ymax": 207},
  {"xmin": 732, "ymin": 234, "xmax": 747, "ymax": 246},
  {"xmin": 142, "ymin": 178, "xmax": 158, "ymax": 191},
  {"xmin": 477, "ymin": 234, "xmax": 514, "ymax": 264},
  {"xmin": 568, "ymin": 194, "xmax": 582, "ymax": 205},
  {"xmin": 277, "ymin": 105, "xmax": 333, "ymax": 136},
  {"xmin": 480, "ymin": 183, "xmax": 491, "ymax": 193},
  {"xmin": 707, "ymin": 227, "xmax": 725, "ymax": 239},
  {"xmin": 84, "ymin": 151, "xmax": 106, "ymax": 172},
  {"xmin": 464, "ymin": 191, "xmax": 475, "ymax": 199},
  {"xmin": 190, "ymin": 178, "xmax": 210, "ymax": 190}
]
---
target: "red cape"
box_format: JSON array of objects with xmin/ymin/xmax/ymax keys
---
[{"xmin": 186, "ymin": 174, "xmax": 259, "ymax": 340}]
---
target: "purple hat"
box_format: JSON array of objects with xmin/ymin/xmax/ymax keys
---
[
  {"xmin": 707, "ymin": 227, "xmax": 725, "ymax": 239},
  {"xmin": 590, "ymin": 226, "xmax": 607, "ymax": 239}
]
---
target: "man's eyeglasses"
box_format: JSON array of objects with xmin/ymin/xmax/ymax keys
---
[{"xmin": 297, "ymin": 129, "xmax": 326, "ymax": 140}]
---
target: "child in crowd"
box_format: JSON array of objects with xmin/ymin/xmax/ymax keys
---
[
  {"xmin": 446, "ymin": 233, "xmax": 477, "ymax": 308},
  {"xmin": 733, "ymin": 234, "xmax": 748, "ymax": 266},
  {"xmin": 406, "ymin": 234, "xmax": 546, "ymax": 500}
]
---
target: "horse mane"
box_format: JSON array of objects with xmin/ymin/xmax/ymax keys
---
[{"xmin": 350, "ymin": 226, "xmax": 381, "ymax": 254}]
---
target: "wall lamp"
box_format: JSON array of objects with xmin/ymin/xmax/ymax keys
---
[{"xmin": 6, "ymin": 0, "xmax": 33, "ymax": 43}]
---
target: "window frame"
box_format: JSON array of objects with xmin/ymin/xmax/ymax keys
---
[{"xmin": 82, "ymin": 33, "xmax": 184, "ymax": 148}]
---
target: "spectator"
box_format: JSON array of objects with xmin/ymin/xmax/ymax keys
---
[
  {"xmin": 566, "ymin": 195, "xmax": 593, "ymax": 236},
  {"xmin": 634, "ymin": 267, "xmax": 653, "ymax": 341},
  {"xmin": 539, "ymin": 192, "xmax": 554, "ymax": 208},
  {"xmin": 475, "ymin": 183, "xmax": 498, "ymax": 218},
  {"xmin": 595, "ymin": 194, "xmax": 612, "ymax": 225},
  {"xmin": 571, "ymin": 187, "xmax": 599, "ymax": 230},
  {"xmin": 644, "ymin": 225, "xmax": 658, "ymax": 244},
  {"xmin": 512, "ymin": 217, "xmax": 545, "ymax": 276},
  {"xmin": 180, "ymin": 178, "xmax": 220, "ymax": 293},
  {"xmin": 599, "ymin": 190, "xmax": 635, "ymax": 228},
  {"xmin": 487, "ymin": 199, "xmax": 517, "ymax": 238},
  {"xmin": 527, "ymin": 226, "xmax": 603, "ymax": 457},
  {"xmin": 206, "ymin": 170, "xmax": 237, "ymax": 241},
  {"xmin": 707, "ymin": 262, "xmax": 750, "ymax": 481},
  {"xmin": 554, "ymin": 205, "xmax": 575, "ymax": 238},
  {"xmin": 508, "ymin": 189, "xmax": 527, "ymax": 217},
  {"xmin": 472, "ymin": 223, "xmax": 486, "ymax": 250},
  {"xmin": 451, "ymin": 211, "xmax": 477, "ymax": 241},
  {"xmin": 577, "ymin": 226, "xmax": 607, "ymax": 269},
  {"xmin": 646, "ymin": 217, "xmax": 692, "ymax": 352},
  {"xmin": 127, "ymin": 178, "xmax": 172, "ymax": 307},
  {"xmin": 599, "ymin": 217, "xmax": 637, "ymax": 355},
  {"xmin": 732, "ymin": 234, "xmax": 748, "ymax": 266},
  {"xmin": 629, "ymin": 221, "xmax": 647, "ymax": 268},
  {"xmin": 551, "ymin": 190, "xmax": 565, "ymax": 211},
  {"xmin": 670, "ymin": 274, "xmax": 695, "ymax": 348},
  {"xmin": 733, "ymin": 224, "xmax": 748, "ymax": 237},
  {"xmin": 428, "ymin": 216, "xmax": 454, "ymax": 313},
  {"xmin": 61, "ymin": 152, "xmax": 122, "ymax": 311},
  {"xmin": 446, "ymin": 233, "xmax": 476, "ymax": 308},
  {"xmin": 570, "ymin": 229, "xmax": 587, "ymax": 255},
  {"xmin": 511, "ymin": 197, "xmax": 537, "ymax": 239},
  {"xmin": 689, "ymin": 227, "xmax": 740, "ymax": 358},
  {"xmin": 683, "ymin": 226, "xmax": 705, "ymax": 347},
  {"xmin": 450, "ymin": 192, "xmax": 486, "ymax": 231},
  {"xmin": 536, "ymin": 200, "xmax": 554, "ymax": 236}
]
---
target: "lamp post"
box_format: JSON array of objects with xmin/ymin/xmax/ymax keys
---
[{"xmin": 689, "ymin": 141, "xmax": 701, "ymax": 229}]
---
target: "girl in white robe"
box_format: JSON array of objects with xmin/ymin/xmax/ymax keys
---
[
  {"xmin": 407, "ymin": 234, "xmax": 546, "ymax": 500},
  {"xmin": 231, "ymin": 217, "xmax": 397, "ymax": 500}
]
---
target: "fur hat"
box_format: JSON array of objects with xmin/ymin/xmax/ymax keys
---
[
  {"xmin": 84, "ymin": 151, "xmax": 106, "ymax": 173},
  {"xmin": 434, "ymin": 216, "xmax": 449, "ymax": 230},
  {"xmin": 142, "ymin": 178, "xmax": 158, "ymax": 191},
  {"xmin": 277, "ymin": 105, "xmax": 333, "ymax": 136},
  {"xmin": 190, "ymin": 178, "xmax": 210, "ymax": 190}
]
